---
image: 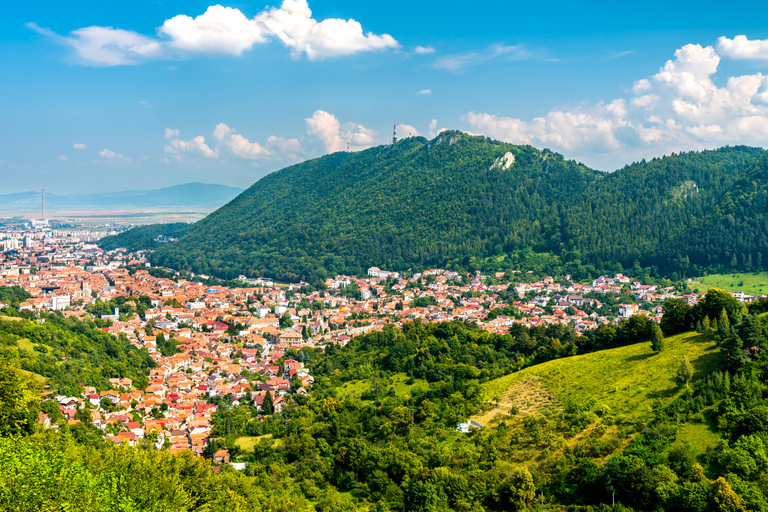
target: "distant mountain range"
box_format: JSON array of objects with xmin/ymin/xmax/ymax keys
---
[
  {"xmin": 100, "ymin": 132, "xmax": 768, "ymax": 284},
  {"xmin": 0, "ymin": 183, "xmax": 243, "ymax": 210}
]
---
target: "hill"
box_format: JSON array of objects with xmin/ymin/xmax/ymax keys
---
[
  {"xmin": 0, "ymin": 182, "xmax": 243, "ymax": 210},
  {"xmin": 3, "ymin": 306, "xmax": 767, "ymax": 510},
  {"xmin": 474, "ymin": 331, "xmax": 720, "ymax": 425},
  {"xmin": 690, "ymin": 271, "xmax": 768, "ymax": 296},
  {"xmin": 0, "ymin": 304, "xmax": 153, "ymax": 395},
  {"xmin": 99, "ymin": 132, "xmax": 768, "ymax": 283}
]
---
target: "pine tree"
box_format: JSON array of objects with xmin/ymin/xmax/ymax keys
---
[
  {"xmin": 717, "ymin": 308, "xmax": 731, "ymax": 340},
  {"xmin": 696, "ymin": 320, "xmax": 703, "ymax": 333},
  {"xmin": 702, "ymin": 316, "xmax": 711, "ymax": 335},
  {"xmin": 721, "ymin": 328, "xmax": 745, "ymax": 371},
  {"xmin": 650, "ymin": 323, "xmax": 665, "ymax": 352},
  {"xmin": 262, "ymin": 391, "xmax": 274, "ymax": 415},
  {"xmin": 676, "ymin": 356, "xmax": 694, "ymax": 388}
]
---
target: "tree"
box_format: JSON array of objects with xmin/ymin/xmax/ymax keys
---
[
  {"xmin": 676, "ymin": 356, "xmax": 694, "ymax": 388},
  {"xmin": 650, "ymin": 323, "xmax": 665, "ymax": 352},
  {"xmin": 697, "ymin": 290, "xmax": 741, "ymax": 325},
  {"xmin": 661, "ymin": 298, "xmax": 692, "ymax": 334},
  {"xmin": 279, "ymin": 311, "xmax": 294, "ymax": 329},
  {"xmin": 709, "ymin": 477, "xmax": 746, "ymax": 512},
  {"xmin": 734, "ymin": 314, "xmax": 766, "ymax": 352},
  {"xmin": 505, "ymin": 466, "xmax": 536, "ymax": 509},
  {"xmin": 164, "ymin": 298, "xmax": 182, "ymax": 308},
  {"xmin": 389, "ymin": 406, "xmax": 414, "ymax": 436},
  {"xmin": 262, "ymin": 391, "xmax": 274, "ymax": 415},
  {"xmin": 717, "ymin": 308, "xmax": 732, "ymax": 340},
  {"xmin": 0, "ymin": 354, "xmax": 38, "ymax": 437}
]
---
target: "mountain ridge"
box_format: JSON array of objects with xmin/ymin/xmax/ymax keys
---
[
  {"xmin": 0, "ymin": 182, "xmax": 243, "ymax": 210},
  {"xmin": 99, "ymin": 132, "xmax": 768, "ymax": 283}
]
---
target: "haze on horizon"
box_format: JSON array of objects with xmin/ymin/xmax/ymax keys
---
[{"xmin": 2, "ymin": 0, "xmax": 768, "ymax": 194}]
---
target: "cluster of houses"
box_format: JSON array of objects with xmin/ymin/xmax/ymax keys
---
[{"xmin": 6, "ymin": 227, "xmax": 765, "ymax": 456}]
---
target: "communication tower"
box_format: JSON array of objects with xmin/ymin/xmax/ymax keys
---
[{"xmin": 392, "ymin": 124, "xmax": 397, "ymax": 145}]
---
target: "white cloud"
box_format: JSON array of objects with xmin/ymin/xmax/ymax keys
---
[
  {"xmin": 434, "ymin": 43, "xmax": 532, "ymax": 71},
  {"xmin": 32, "ymin": 1, "xmax": 399, "ymax": 65},
  {"xmin": 417, "ymin": 89, "xmax": 432, "ymax": 95},
  {"xmin": 29, "ymin": 23, "xmax": 161, "ymax": 66},
  {"xmin": 463, "ymin": 42, "xmax": 768, "ymax": 169},
  {"xmin": 717, "ymin": 35, "xmax": 768, "ymax": 60},
  {"xmin": 213, "ymin": 123, "xmax": 270, "ymax": 159},
  {"xmin": 305, "ymin": 110, "xmax": 377, "ymax": 152},
  {"xmin": 266, "ymin": 135, "xmax": 304, "ymax": 158},
  {"xmin": 160, "ymin": 5, "xmax": 266, "ymax": 56},
  {"xmin": 414, "ymin": 45, "xmax": 435, "ymax": 54},
  {"xmin": 164, "ymin": 135, "xmax": 218, "ymax": 158},
  {"xmin": 55, "ymin": 155, "xmax": 68, "ymax": 161},
  {"xmin": 166, "ymin": 124, "xmax": 302, "ymax": 160},
  {"xmin": 397, "ymin": 124, "xmax": 419, "ymax": 138},
  {"xmin": 99, "ymin": 148, "xmax": 124, "ymax": 159},
  {"xmin": 428, "ymin": 119, "xmax": 447, "ymax": 138},
  {"xmin": 73, "ymin": 143, "xmax": 87, "ymax": 149},
  {"xmin": 256, "ymin": 0, "xmax": 399, "ymax": 60}
]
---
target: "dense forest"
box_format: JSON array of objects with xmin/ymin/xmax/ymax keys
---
[
  {"xmin": 0, "ymin": 305, "xmax": 154, "ymax": 395},
  {"xmin": 100, "ymin": 222, "xmax": 191, "ymax": 251},
  {"xmin": 100, "ymin": 133, "xmax": 768, "ymax": 284}
]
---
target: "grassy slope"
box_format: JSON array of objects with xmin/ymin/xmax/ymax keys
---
[
  {"xmin": 336, "ymin": 373, "xmax": 428, "ymax": 401},
  {"xmin": 475, "ymin": 332, "xmax": 720, "ymax": 425},
  {"xmin": 5, "ymin": 327, "xmax": 49, "ymax": 383},
  {"xmin": 234, "ymin": 434, "xmax": 280, "ymax": 452},
  {"xmin": 690, "ymin": 272, "xmax": 768, "ymax": 296}
]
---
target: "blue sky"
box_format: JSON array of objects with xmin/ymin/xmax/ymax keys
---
[{"xmin": 2, "ymin": 0, "xmax": 768, "ymax": 194}]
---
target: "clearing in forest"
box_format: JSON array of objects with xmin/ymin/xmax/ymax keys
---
[{"xmin": 476, "ymin": 331, "xmax": 720, "ymax": 425}]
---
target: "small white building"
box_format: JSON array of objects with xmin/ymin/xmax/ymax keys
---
[{"xmin": 456, "ymin": 420, "xmax": 483, "ymax": 433}]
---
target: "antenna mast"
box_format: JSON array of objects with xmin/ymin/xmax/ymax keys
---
[
  {"xmin": 392, "ymin": 124, "xmax": 397, "ymax": 145},
  {"xmin": 347, "ymin": 137, "xmax": 350, "ymax": 152}
]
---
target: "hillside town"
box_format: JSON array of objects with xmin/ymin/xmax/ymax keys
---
[{"xmin": 1, "ymin": 225, "xmax": 762, "ymax": 458}]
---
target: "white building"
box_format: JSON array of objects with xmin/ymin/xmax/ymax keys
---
[
  {"xmin": 50, "ymin": 295, "xmax": 71, "ymax": 311},
  {"xmin": 367, "ymin": 267, "xmax": 393, "ymax": 279}
]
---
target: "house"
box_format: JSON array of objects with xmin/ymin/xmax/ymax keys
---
[
  {"xmin": 213, "ymin": 449, "xmax": 230, "ymax": 463},
  {"xmin": 456, "ymin": 420, "xmax": 483, "ymax": 433},
  {"xmin": 619, "ymin": 303, "xmax": 639, "ymax": 319}
]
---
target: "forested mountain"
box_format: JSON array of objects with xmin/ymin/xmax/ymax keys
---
[{"xmin": 100, "ymin": 132, "xmax": 768, "ymax": 283}]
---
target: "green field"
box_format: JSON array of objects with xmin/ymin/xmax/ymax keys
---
[
  {"xmin": 16, "ymin": 338, "xmax": 37, "ymax": 352},
  {"xmin": 671, "ymin": 422, "xmax": 721, "ymax": 457},
  {"xmin": 690, "ymin": 272, "xmax": 768, "ymax": 296},
  {"xmin": 336, "ymin": 372, "xmax": 427, "ymax": 400},
  {"xmin": 234, "ymin": 434, "xmax": 279, "ymax": 452},
  {"xmin": 475, "ymin": 331, "xmax": 720, "ymax": 424}
]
